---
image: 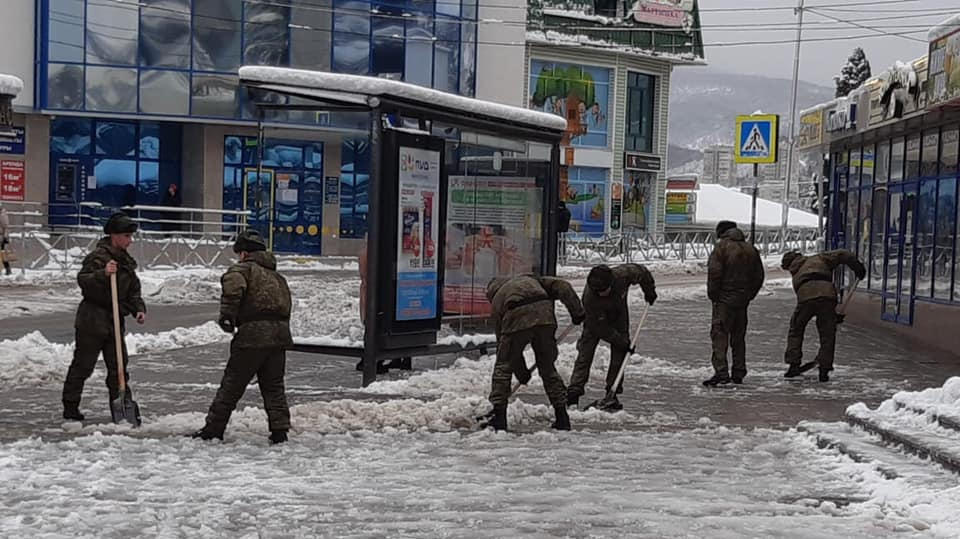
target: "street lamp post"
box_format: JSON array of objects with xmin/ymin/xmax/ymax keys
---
[{"xmin": 780, "ymin": 0, "xmax": 805, "ymax": 251}]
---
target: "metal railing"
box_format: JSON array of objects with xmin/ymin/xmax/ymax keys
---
[
  {"xmin": 1, "ymin": 202, "xmax": 251, "ymax": 273},
  {"xmin": 559, "ymin": 228, "xmax": 822, "ymax": 266}
]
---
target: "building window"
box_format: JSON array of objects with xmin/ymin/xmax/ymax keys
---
[
  {"xmin": 906, "ymin": 134, "xmax": 921, "ymax": 180},
  {"xmin": 935, "ymin": 177, "xmax": 956, "ymax": 301},
  {"xmin": 626, "ymin": 72, "xmax": 656, "ymax": 153},
  {"xmin": 529, "ymin": 60, "xmax": 611, "ymax": 148},
  {"xmin": 561, "ymin": 166, "xmax": 607, "ymax": 235},
  {"xmin": 890, "ymin": 137, "xmax": 905, "ymax": 182},
  {"xmin": 922, "ymin": 129, "xmax": 940, "ymax": 178},
  {"xmin": 916, "ymin": 179, "xmax": 937, "ymax": 298},
  {"xmin": 340, "ymin": 138, "xmax": 370, "ymax": 239},
  {"xmin": 942, "ymin": 126, "xmax": 959, "ymax": 178}
]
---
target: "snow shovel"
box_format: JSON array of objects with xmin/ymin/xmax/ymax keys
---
[
  {"xmin": 583, "ymin": 303, "xmax": 650, "ymax": 412},
  {"xmin": 109, "ymin": 272, "xmax": 141, "ymax": 427},
  {"xmin": 798, "ymin": 277, "xmax": 861, "ymax": 374},
  {"xmin": 475, "ymin": 324, "xmax": 577, "ymax": 427}
]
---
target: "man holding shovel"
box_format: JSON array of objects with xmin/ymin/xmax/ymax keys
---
[
  {"xmin": 781, "ymin": 250, "xmax": 866, "ymax": 382},
  {"xmin": 192, "ymin": 229, "xmax": 293, "ymax": 444},
  {"xmin": 485, "ymin": 274, "xmax": 585, "ymax": 432},
  {"xmin": 62, "ymin": 213, "xmax": 146, "ymax": 422},
  {"xmin": 567, "ymin": 264, "xmax": 657, "ymax": 411}
]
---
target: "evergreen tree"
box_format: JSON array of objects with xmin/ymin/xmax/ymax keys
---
[{"xmin": 834, "ymin": 47, "xmax": 872, "ymax": 98}]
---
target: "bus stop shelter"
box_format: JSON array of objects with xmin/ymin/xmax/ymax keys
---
[{"xmin": 239, "ymin": 66, "xmax": 566, "ymax": 386}]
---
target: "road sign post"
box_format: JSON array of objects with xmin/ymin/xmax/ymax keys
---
[{"xmin": 734, "ymin": 114, "xmax": 780, "ymax": 244}]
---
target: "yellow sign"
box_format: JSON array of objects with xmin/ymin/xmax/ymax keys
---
[
  {"xmin": 796, "ymin": 109, "xmax": 823, "ymax": 150},
  {"xmin": 734, "ymin": 114, "xmax": 779, "ymax": 164}
]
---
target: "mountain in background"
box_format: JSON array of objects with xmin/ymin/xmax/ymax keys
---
[{"xmin": 666, "ymin": 68, "xmax": 834, "ymax": 170}]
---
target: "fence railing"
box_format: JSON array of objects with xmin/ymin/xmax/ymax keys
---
[
  {"xmin": 559, "ymin": 228, "xmax": 822, "ymax": 266},
  {"xmin": 2, "ymin": 202, "xmax": 251, "ymax": 272}
]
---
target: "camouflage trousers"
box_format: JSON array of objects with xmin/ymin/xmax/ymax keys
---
[
  {"xmin": 204, "ymin": 345, "xmax": 291, "ymax": 434},
  {"xmin": 489, "ymin": 326, "xmax": 567, "ymax": 408},
  {"xmin": 710, "ymin": 302, "xmax": 749, "ymax": 379},
  {"xmin": 784, "ymin": 297, "xmax": 838, "ymax": 371},
  {"xmin": 567, "ymin": 327, "xmax": 629, "ymax": 398},
  {"xmin": 62, "ymin": 325, "xmax": 132, "ymax": 404}
]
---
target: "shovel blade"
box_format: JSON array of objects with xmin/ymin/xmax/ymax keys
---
[
  {"xmin": 110, "ymin": 391, "xmax": 142, "ymax": 427},
  {"xmin": 798, "ymin": 360, "xmax": 819, "ymax": 374}
]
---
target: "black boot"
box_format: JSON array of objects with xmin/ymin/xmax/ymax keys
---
[
  {"xmin": 702, "ymin": 372, "xmax": 732, "ymax": 387},
  {"xmin": 784, "ymin": 364, "xmax": 804, "ymax": 378},
  {"xmin": 566, "ymin": 391, "xmax": 580, "ymax": 409},
  {"xmin": 488, "ymin": 405, "xmax": 508, "ymax": 431},
  {"xmin": 597, "ymin": 394, "xmax": 623, "ymax": 412},
  {"xmin": 551, "ymin": 406, "xmax": 571, "ymax": 430},
  {"xmin": 189, "ymin": 428, "xmax": 223, "ymax": 441},
  {"xmin": 819, "ymin": 368, "xmax": 830, "ymax": 383},
  {"xmin": 269, "ymin": 431, "xmax": 288, "ymax": 444},
  {"xmin": 400, "ymin": 357, "xmax": 413, "ymax": 371},
  {"xmin": 62, "ymin": 401, "xmax": 84, "ymax": 421}
]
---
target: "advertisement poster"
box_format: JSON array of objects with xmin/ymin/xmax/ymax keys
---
[
  {"xmin": 623, "ymin": 172, "xmax": 653, "ymax": 230},
  {"xmin": 445, "ymin": 176, "xmax": 541, "ymax": 316},
  {"xmin": 0, "ymin": 127, "xmax": 25, "ymax": 155},
  {"xmin": 610, "ymin": 181, "xmax": 623, "ymax": 230},
  {"xmin": 928, "ymin": 24, "xmax": 960, "ymax": 108},
  {"xmin": 563, "ymin": 181, "xmax": 605, "ymax": 235},
  {"xmin": 324, "ymin": 176, "xmax": 339, "ymax": 204},
  {"xmin": 665, "ymin": 192, "xmax": 695, "ymax": 225},
  {"xmin": 529, "ymin": 60, "xmax": 611, "ymax": 147},
  {"xmin": 0, "ymin": 160, "xmax": 24, "ymax": 201},
  {"xmin": 396, "ymin": 146, "xmax": 440, "ymax": 321},
  {"xmin": 796, "ymin": 109, "xmax": 823, "ymax": 150}
]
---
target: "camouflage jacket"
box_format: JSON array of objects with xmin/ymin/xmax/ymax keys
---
[
  {"xmin": 221, "ymin": 251, "xmax": 293, "ymax": 349},
  {"xmin": 74, "ymin": 238, "xmax": 146, "ymax": 334},
  {"xmin": 786, "ymin": 250, "xmax": 863, "ymax": 303},
  {"xmin": 486, "ymin": 275, "xmax": 585, "ymax": 337},
  {"xmin": 582, "ymin": 264, "xmax": 655, "ymax": 348},
  {"xmin": 707, "ymin": 228, "xmax": 765, "ymax": 308}
]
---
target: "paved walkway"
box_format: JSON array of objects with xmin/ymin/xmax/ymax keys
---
[{"xmin": 1, "ymin": 273, "xmax": 957, "ymax": 442}]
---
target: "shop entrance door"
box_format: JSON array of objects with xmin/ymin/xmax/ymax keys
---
[{"xmin": 882, "ymin": 183, "xmax": 917, "ymax": 324}]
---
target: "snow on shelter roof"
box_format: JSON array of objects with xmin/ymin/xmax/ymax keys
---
[
  {"xmin": 0, "ymin": 74, "xmax": 24, "ymax": 97},
  {"xmin": 239, "ymin": 66, "xmax": 569, "ymax": 133},
  {"xmin": 929, "ymin": 13, "xmax": 960, "ymax": 42}
]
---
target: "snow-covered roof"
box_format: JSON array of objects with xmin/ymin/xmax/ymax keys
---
[
  {"xmin": 691, "ymin": 183, "xmax": 819, "ymax": 228},
  {"xmin": 0, "ymin": 74, "xmax": 24, "ymax": 97},
  {"xmin": 238, "ymin": 66, "xmax": 568, "ymax": 132},
  {"xmin": 526, "ymin": 30, "xmax": 704, "ymax": 65},
  {"xmin": 929, "ymin": 13, "xmax": 960, "ymax": 42}
]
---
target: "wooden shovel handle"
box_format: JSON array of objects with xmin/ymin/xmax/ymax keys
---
[{"xmin": 109, "ymin": 272, "xmax": 126, "ymax": 393}]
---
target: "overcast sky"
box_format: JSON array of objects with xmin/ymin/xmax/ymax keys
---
[{"xmin": 696, "ymin": 0, "xmax": 957, "ymax": 86}]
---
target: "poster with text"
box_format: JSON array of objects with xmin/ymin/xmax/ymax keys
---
[
  {"xmin": 396, "ymin": 146, "xmax": 440, "ymax": 321},
  {"xmin": 0, "ymin": 160, "xmax": 25, "ymax": 201},
  {"xmin": 444, "ymin": 176, "xmax": 541, "ymax": 316}
]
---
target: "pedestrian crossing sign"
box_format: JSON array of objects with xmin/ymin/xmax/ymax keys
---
[{"xmin": 735, "ymin": 114, "xmax": 779, "ymax": 164}]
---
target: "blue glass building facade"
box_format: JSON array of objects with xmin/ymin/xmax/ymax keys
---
[{"xmin": 36, "ymin": 0, "xmax": 478, "ymax": 253}]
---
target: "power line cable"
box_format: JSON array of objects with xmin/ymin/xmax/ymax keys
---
[{"xmin": 806, "ymin": 7, "xmax": 928, "ymax": 43}]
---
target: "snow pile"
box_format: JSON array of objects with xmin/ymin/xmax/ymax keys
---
[
  {"xmin": 848, "ymin": 376, "xmax": 960, "ymax": 423},
  {"xmin": 558, "ymin": 254, "xmax": 789, "ymax": 278},
  {"xmin": 0, "ymin": 74, "xmax": 23, "ymax": 96},
  {"xmin": 139, "ymin": 269, "xmax": 222, "ymax": 304},
  {"xmin": 0, "ymin": 323, "xmax": 228, "ymax": 386},
  {"xmin": 239, "ymin": 66, "xmax": 569, "ymax": 132},
  {"xmin": 694, "ymin": 183, "xmax": 820, "ymax": 228}
]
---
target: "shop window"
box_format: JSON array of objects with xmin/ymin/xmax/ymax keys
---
[
  {"xmin": 890, "ymin": 138, "xmax": 904, "ymax": 182},
  {"xmin": 94, "ymin": 159, "xmax": 138, "ymax": 208},
  {"xmin": 869, "ymin": 185, "xmax": 886, "ymax": 289},
  {"xmin": 849, "ymin": 149, "xmax": 861, "ymax": 191},
  {"xmin": 935, "ymin": 178, "xmax": 956, "ymax": 301},
  {"xmin": 140, "ymin": 0, "xmax": 191, "ymax": 68},
  {"xmin": 861, "ymin": 144, "xmax": 875, "ymax": 186},
  {"xmin": 846, "ymin": 188, "xmax": 859, "ymax": 254},
  {"xmin": 942, "ymin": 127, "xmax": 959, "ymax": 178},
  {"xmin": 340, "ymin": 138, "xmax": 370, "ymax": 239},
  {"xmin": 51, "ymin": 118, "xmax": 92, "ymax": 155},
  {"xmin": 916, "ymin": 179, "xmax": 937, "ymax": 298},
  {"xmin": 626, "ymin": 72, "xmax": 656, "ymax": 153},
  {"xmin": 563, "ymin": 166, "xmax": 607, "ymax": 236},
  {"xmin": 922, "ymin": 129, "xmax": 940, "ymax": 178},
  {"xmin": 96, "ymin": 122, "xmax": 137, "ymax": 157},
  {"xmin": 875, "ymin": 140, "xmax": 890, "ymax": 184},
  {"xmin": 858, "ymin": 185, "xmax": 872, "ymax": 287},
  {"xmin": 906, "ymin": 134, "xmax": 921, "ymax": 180}
]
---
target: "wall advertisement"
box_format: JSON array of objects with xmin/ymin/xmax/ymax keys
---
[
  {"xmin": 529, "ymin": 60, "xmax": 611, "ymax": 147},
  {"xmin": 395, "ymin": 146, "xmax": 441, "ymax": 321},
  {"xmin": 444, "ymin": 176, "xmax": 541, "ymax": 316},
  {"xmin": 796, "ymin": 108, "xmax": 824, "ymax": 150},
  {"xmin": 0, "ymin": 160, "xmax": 24, "ymax": 201},
  {"xmin": 664, "ymin": 191, "xmax": 695, "ymax": 225},
  {"xmin": 928, "ymin": 24, "xmax": 960, "ymax": 108}
]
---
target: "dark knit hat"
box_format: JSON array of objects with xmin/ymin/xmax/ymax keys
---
[
  {"xmin": 781, "ymin": 251, "xmax": 802, "ymax": 270},
  {"xmin": 103, "ymin": 212, "xmax": 138, "ymax": 234},
  {"xmin": 716, "ymin": 220, "xmax": 737, "ymax": 237},
  {"xmin": 233, "ymin": 229, "xmax": 267, "ymax": 253},
  {"xmin": 587, "ymin": 265, "xmax": 614, "ymax": 292}
]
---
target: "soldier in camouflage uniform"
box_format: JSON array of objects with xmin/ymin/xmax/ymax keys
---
[
  {"xmin": 704, "ymin": 221, "xmax": 765, "ymax": 387},
  {"xmin": 192, "ymin": 229, "xmax": 294, "ymax": 444},
  {"xmin": 486, "ymin": 274, "xmax": 585, "ymax": 431},
  {"xmin": 781, "ymin": 250, "xmax": 866, "ymax": 382},
  {"xmin": 567, "ymin": 264, "xmax": 657, "ymax": 410},
  {"xmin": 62, "ymin": 213, "xmax": 146, "ymax": 421}
]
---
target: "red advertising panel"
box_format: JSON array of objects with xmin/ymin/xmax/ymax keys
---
[{"xmin": 1, "ymin": 160, "xmax": 24, "ymax": 201}]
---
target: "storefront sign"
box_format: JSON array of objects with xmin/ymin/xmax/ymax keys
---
[
  {"xmin": 445, "ymin": 176, "xmax": 540, "ymax": 315},
  {"xmin": 529, "ymin": 60, "xmax": 611, "ymax": 148},
  {"xmin": 664, "ymin": 191, "xmax": 695, "ymax": 224},
  {"xmin": 826, "ymin": 99, "xmax": 857, "ymax": 132},
  {"xmin": 395, "ymin": 146, "xmax": 440, "ymax": 321},
  {"xmin": 624, "ymin": 152, "xmax": 662, "ymax": 172},
  {"xmin": 666, "ymin": 177, "xmax": 697, "ymax": 190},
  {"xmin": 0, "ymin": 160, "xmax": 24, "ymax": 201},
  {"xmin": 797, "ymin": 109, "xmax": 823, "ymax": 149},
  {"xmin": 0, "ymin": 127, "xmax": 25, "ymax": 155},
  {"xmin": 324, "ymin": 176, "xmax": 339, "ymax": 204},
  {"xmin": 928, "ymin": 23, "xmax": 960, "ymax": 109},
  {"xmin": 630, "ymin": 0, "xmax": 694, "ymax": 30}
]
